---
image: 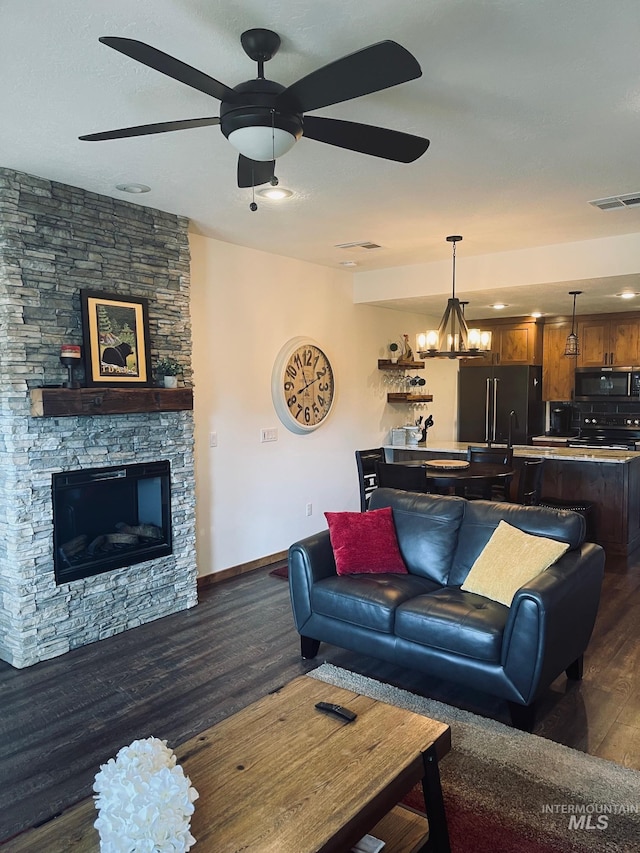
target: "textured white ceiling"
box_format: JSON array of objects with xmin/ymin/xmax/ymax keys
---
[
  {"xmin": 368, "ymin": 274, "xmax": 640, "ymax": 321},
  {"xmin": 3, "ymin": 0, "xmax": 640, "ymax": 315}
]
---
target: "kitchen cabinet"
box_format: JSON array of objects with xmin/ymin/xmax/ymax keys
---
[
  {"xmin": 460, "ymin": 318, "xmax": 542, "ymax": 366},
  {"xmin": 542, "ymin": 320, "xmax": 575, "ymax": 401},
  {"xmin": 539, "ymin": 455, "xmax": 640, "ymax": 557},
  {"xmin": 577, "ymin": 314, "xmax": 640, "ymax": 367}
]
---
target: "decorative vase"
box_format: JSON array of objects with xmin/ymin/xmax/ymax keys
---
[
  {"xmin": 163, "ymin": 375, "xmax": 178, "ymax": 389},
  {"xmin": 94, "ymin": 737, "xmax": 198, "ymax": 853}
]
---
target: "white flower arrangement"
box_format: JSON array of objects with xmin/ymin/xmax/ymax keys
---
[{"xmin": 93, "ymin": 737, "xmax": 199, "ymax": 853}]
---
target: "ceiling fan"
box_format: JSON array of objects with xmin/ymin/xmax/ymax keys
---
[{"xmin": 79, "ymin": 29, "xmax": 430, "ymax": 192}]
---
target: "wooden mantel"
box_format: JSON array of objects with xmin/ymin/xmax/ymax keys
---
[{"xmin": 30, "ymin": 387, "xmax": 193, "ymax": 417}]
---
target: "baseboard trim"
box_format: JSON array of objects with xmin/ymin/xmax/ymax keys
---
[{"xmin": 197, "ymin": 550, "xmax": 288, "ymax": 590}]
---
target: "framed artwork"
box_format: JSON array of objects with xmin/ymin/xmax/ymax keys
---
[{"xmin": 80, "ymin": 290, "xmax": 152, "ymax": 387}]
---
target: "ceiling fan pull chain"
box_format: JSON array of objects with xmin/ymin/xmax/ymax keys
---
[
  {"xmin": 270, "ymin": 111, "xmax": 279, "ymax": 186},
  {"xmin": 250, "ymin": 166, "xmax": 258, "ymax": 211}
]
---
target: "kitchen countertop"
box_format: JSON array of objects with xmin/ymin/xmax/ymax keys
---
[
  {"xmin": 530, "ymin": 434, "xmax": 575, "ymax": 445},
  {"xmin": 385, "ymin": 441, "xmax": 640, "ymax": 464}
]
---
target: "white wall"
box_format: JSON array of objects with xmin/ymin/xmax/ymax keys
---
[
  {"xmin": 190, "ymin": 234, "xmax": 457, "ymax": 576},
  {"xmin": 354, "ymin": 232, "xmax": 640, "ymax": 303}
]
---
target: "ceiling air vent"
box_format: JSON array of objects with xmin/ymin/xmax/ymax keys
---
[
  {"xmin": 334, "ymin": 240, "xmax": 382, "ymax": 250},
  {"xmin": 589, "ymin": 193, "xmax": 640, "ymax": 211}
]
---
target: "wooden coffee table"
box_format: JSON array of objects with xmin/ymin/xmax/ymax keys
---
[{"xmin": 4, "ymin": 674, "xmax": 451, "ymax": 852}]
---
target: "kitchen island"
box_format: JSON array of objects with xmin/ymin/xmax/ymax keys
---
[{"xmin": 385, "ymin": 442, "xmax": 640, "ymax": 557}]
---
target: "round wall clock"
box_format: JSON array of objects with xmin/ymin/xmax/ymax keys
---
[{"xmin": 271, "ymin": 337, "xmax": 335, "ymax": 434}]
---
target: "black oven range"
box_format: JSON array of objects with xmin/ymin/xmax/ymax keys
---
[{"xmin": 568, "ymin": 412, "xmax": 640, "ymax": 450}]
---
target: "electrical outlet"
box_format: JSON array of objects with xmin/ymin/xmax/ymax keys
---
[
  {"xmin": 209, "ymin": 431, "xmax": 218, "ymax": 447},
  {"xmin": 260, "ymin": 428, "xmax": 278, "ymax": 442},
  {"xmin": 306, "ymin": 503, "xmax": 313, "ymax": 517}
]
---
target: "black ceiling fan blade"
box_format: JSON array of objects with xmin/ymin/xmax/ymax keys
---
[
  {"xmin": 99, "ymin": 36, "xmax": 237, "ymax": 102},
  {"xmin": 79, "ymin": 116, "xmax": 221, "ymax": 142},
  {"xmin": 276, "ymin": 40, "xmax": 421, "ymax": 114},
  {"xmin": 237, "ymin": 156, "xmax": 275, "ymax": 188},
  {"xmin": 302, "ymin": 115, "xmax": 429, "ymax": 163}
]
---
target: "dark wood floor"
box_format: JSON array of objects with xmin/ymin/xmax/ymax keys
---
[{"xmin": 1, "ymin": 551, "xmax": 639, "ymax": 844}]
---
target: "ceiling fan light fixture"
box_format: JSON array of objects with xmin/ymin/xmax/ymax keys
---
[
  {"xmin": 418, "ymin": 236, "xmax": 491, "ymax": 360},
  {"xmin": 227, "ymin": 126, "xmax": 297, "ymax": 161},
  {"xmin": 82, "ymin": 33, "xmax": 429, "ymax": 190},
  {"xmin": 256, "ymin": 186, "xmax": 293, "ymax": 200}
]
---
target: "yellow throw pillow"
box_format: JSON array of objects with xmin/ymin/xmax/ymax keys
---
[{"xmin": 461, "ymin": 520, "xmax": 570, "ymax": 606}]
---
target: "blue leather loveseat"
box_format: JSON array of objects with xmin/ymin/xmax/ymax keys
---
[{"xmin": 288, "ymin": 488, "xmax": 605, "ymax": 729}]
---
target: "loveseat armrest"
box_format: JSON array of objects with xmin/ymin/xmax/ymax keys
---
[
  {"xmin": 501, "ymin": 542, "xmax": 605, "ymax": 704},
  {"xmin": 288, "ymin": 531, "xmax": 337, "ymax": 631}
]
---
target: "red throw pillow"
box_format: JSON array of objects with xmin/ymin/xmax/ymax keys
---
[{"xmin": 324, "ymin": 507, "xmax": 408, "ymax": 576}]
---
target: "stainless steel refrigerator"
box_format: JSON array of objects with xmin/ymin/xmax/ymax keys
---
[{"xmin": 458, "ymin": 365, "xmax": 544, "ymax": 445}]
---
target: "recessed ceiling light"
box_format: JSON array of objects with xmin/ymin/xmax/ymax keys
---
[
  {"xmin": 617, "ymin": 291, "xmax": 639, "ymax": 299},
  {"xmin": 115, "ymin": 183, "xmax": 151, "ymax": 194},
  {"xmin": 339, "ymin": 260, "xmax": 358, "ymax": 267},
  {"xmin": 491, "ymin": 303, "xmax": 509, "ymax": 310},
  {"xmin": 531, "ymin": 312, "xmax": 543, "ymax": 318},
  {"xmin": 256, "ymin": 187, "xmax": 293, "ymax": 200}
]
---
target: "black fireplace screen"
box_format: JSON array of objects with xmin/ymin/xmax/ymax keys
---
[{"xmin": 52, "ymin": 461, "xmax": 172, "ymax": 584}]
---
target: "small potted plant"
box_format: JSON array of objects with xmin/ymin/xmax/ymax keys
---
[
  {"xmin": 156, "ymin": 357, "xmax": 182, "ymax": 388},
  {"xmin": 388, "ymin": 341, "xmax": 400, "ymax": 363}
]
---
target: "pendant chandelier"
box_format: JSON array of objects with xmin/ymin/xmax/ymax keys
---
[
  {"xmin": 417, "ymin": 236, "xmax": 491, "ymax": 359},
  {"xmin": 564, "ymin": 290, "xmax": 582, "ymax": 357}
]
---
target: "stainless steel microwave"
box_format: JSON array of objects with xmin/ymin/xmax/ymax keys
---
[{"xmin": 574, "ymin": 367, "xmax": 640, "ymax": 401}]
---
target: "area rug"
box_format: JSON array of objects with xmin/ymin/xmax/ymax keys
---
[
  {"xmin": 268, "ymin": 562, "xmax": 288, "ymax": 580},
  {"xmin": 310, "ymin": 664, "xmax": 640, "ymax": 853}
]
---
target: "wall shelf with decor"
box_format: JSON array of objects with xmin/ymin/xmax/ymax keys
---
[
  {"xmin": 387, "ymin": 393, "xmax": 433, "ymax": 403},
  {"xmin": 379, "ymin": 359, "xmax": 431, "ymax": 403},
  {"xmin": 378, "ymin": 359, "xmax": 425, "ymax": 370},
  {"xmin": 30, "ymin": 387, "xmax": 193, "ymax": 418}
]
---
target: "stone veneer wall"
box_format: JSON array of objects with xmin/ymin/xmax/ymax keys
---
[{"xmin": 0, "ymin": 167, "xmax": 197, "ymax": 668}]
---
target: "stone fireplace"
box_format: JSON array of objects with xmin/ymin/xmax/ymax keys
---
[{"xmin": 0, "ymin": 167, "xmax": 198, "ymax": 668}]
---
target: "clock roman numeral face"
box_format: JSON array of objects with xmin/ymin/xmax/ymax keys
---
[{"xmin": 282, "ymin": 344, "xmax": 334, "ymax": 428}]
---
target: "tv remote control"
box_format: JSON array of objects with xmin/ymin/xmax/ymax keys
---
[{"xmin": 315, "ymin": 701, "xmax": 357, "ymax": 722}]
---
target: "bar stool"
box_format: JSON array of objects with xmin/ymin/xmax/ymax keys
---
[
  {"xmin": 375, "ymin": 461, "xmax": 430, "ymax": 493},
  {"xmin": 465, "ymin": 445, "xmax": 514, "ymax": 500},
  {"xmin": 538, "ymin": 497, "xmax": 597, "ymax": 542},
  {"xmin": 514, "ymin": 458, "xmax": 544, "ymax": 506},
  {"xmin": 355, "ymin": 448, "xmax": 385, "ymax": 511}
]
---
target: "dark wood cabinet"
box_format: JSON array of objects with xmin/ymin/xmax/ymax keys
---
[{"xmin": 540, "ymin": 456, "xmax": 640, "ymax": 556}]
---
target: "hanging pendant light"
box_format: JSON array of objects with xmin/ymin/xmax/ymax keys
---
[
  {"xmin": 417, "ymin": 236, "xmax": 491, "ymax": 359},
  {"xmin": 564, "ymin": 290, "xmax": 582, "ymax": 357}
]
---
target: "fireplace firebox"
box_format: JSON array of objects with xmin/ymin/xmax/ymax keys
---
[{"xmin": 52, "ymin": 461, "xmax": 172, "ymax": 584}]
